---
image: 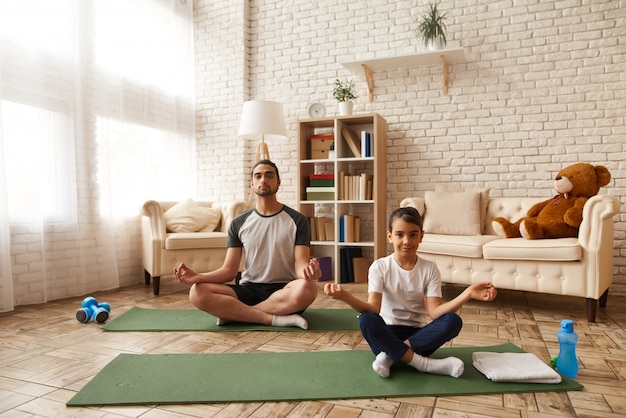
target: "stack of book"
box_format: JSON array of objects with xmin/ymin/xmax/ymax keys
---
[
  {"xmin": 339, "ymin": 214, "xmax": 360, "ymax": 243},
  {"xmin": 340, "ymin": 248, "xmax": 371, "ymax": 283},
  {"xmin": 338, "ymin": 172, "xmax": 373, "ymax": 200},
  {"xmin": 309, "ymin": 217, "xmax": 334, "ymax": 241},
  {"xmin": 341, "ymin": 127, "xmax": 374, "ymax": 158},
  {"xmin": 360, "ymin": 131, "xmax": 374, "ymax": 157},
  {"xmin": 306, "ymin": 173, "xmax": 335, "ymax": 200}
]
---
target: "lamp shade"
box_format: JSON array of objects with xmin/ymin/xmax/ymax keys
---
[{"xmin": 238, "ymin": 100, "xmax": 287, "ymax": 140}]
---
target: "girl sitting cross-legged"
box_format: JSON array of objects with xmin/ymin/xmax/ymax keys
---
[{"xmin": 324, "ymin": 206, "xmax": 497, "ymax": 378}]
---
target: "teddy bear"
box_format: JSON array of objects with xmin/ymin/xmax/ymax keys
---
[{"xmin": 492, "ymin": 163, "xmax": 611, "ymax": 240}]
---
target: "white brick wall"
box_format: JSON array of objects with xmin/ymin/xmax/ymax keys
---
[{"xmin": 195, "ymin": 0, "xmax": 626, "ymax": 295}]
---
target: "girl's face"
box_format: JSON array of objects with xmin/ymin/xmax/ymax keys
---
[{"xmin": 387, "ymin": 217, "xmax": 423, "ymax": 259}]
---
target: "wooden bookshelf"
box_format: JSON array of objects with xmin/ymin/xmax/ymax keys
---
[{"xmin": 297, "ymin": 113, "xmax": 387, "ymax": 283}]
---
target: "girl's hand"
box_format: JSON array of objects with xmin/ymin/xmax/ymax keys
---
[
  {"xmin": 323, "ymin": 283, "xmax": 349, "ymax": 301},
  {"xmin": 470, "ymin": 281, "xmax": 497, "ymax": 301}
]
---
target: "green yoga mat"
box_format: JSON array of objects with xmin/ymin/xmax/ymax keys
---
[
  {"xmin": 101, "ymin": 307, "xmax": 359, "ymax": 332},
  {"xmin": 67, "ymin": 343, "xmax": 582, "ymax": 406}
]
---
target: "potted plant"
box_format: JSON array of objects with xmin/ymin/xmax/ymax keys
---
[
  {"xmin": 416, "ymin": 2, "xmax": 448, "ymax": 51},
  {"xmin": 333, "ymin": 79, "xmax": 358, "ymax": 116}
]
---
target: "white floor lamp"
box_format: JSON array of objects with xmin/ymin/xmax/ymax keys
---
[{"xmin": 238, "ymin": 100, "xmax": 287, "ymax": 205}]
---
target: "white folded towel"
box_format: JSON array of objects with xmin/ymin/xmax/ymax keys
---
[{"xmin": 472, "ymin": 352, "xmax": 562, "ymax": 384}]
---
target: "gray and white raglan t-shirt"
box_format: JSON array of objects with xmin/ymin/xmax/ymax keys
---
[{"xmin": 227, "ymin": 205, "xmax": 310, "ymax": 284}]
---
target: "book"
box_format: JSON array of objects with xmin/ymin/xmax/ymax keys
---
[
  {"xmin": 324, "ymin": 221, "xmax": 335, "ymax": 241},
  {"xmin": 309, "ymin": 173, "xmax": 334, "ymax": 180},
  {"xmin": 341, "ymin": 126, "xmax": 361, "ymax": 157},
  {"xmin": 340, "ymin": 247, "xmax": 362, "ymax": 283},
  {"xmin": 306, "ymin": 187, "xmax": 336, "ymax": 193},
  {"xmin": 359, "ymin": 173, "xmax": 367, "ymax": 200},
  {"xmin": 360, "ymin": 131, "xmax": 367, "ymax": 157},
  {"xmin": 359, "ymin": 131, "xmax": 372, "ymax": 157},
  {"xmin": 306, "ymin": 192, "xmax": 334, "ymax": 200},
  {"xmin": 309, "ymin": 179, "xmax": 334, "ymax": 187},
  {"xmin": 316, "ymin": 218, "xmax": 326, "ymax": 241},
  {"xmin": 343, "ymin": 214, "xmax": 354, "ymax": 242},
  {"xmin": 317, "ymin": 256, "xmax": 333, "ymax": 282},
  {"xmin": 341, "ymin": 215, "xmax": 360, "ymax": 242},
  {"xmin": 339, "ymin": 216, "xmax": 345, "ymax": 242},
  {"xmin": 352, "ymin": 257, "xmax": 371, "ymax": 282},
  {"xmin": 309, "ymin": 217, "xmax": 317, "ymax": 241}
]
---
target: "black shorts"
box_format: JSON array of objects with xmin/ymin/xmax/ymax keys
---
[{"xmin": 228, "ymin": 282, "xmax": 288, "ymax": 306}]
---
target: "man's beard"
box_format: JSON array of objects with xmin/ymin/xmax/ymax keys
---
[{"xmin": 255, "ymin": 186, "xmax": 278, "ymax": 196}]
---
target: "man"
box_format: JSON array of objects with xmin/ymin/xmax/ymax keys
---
[{"xmin": 174, "ymin": 160, "xmax": 320, "ymax": 329}]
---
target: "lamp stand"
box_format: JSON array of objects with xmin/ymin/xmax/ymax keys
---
[
  {"xmin": 256, "ymin": 137, "xmax": 270, "ymax": 161},
  {"xmin": 248, "ymin": 135, "xmax": 271, "ymax": 207}
]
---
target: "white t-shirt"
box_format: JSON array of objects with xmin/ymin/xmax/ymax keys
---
[
  {"xmin": 368, "ymin": 254, "xmax": 442, "ymax": 327},
  {"xmin": 227, "ymin": 205, "xmax": 310, "ymax": 284}
]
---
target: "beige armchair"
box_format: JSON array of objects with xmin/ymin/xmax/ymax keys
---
[{"xmin": 141, "ymin": 199, "xmax": 248, "ymax": 295}]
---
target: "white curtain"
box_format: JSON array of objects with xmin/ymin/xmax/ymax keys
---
[{"xmin": 0, "ymin": 0, "xmax": 196, "ymax": 312}]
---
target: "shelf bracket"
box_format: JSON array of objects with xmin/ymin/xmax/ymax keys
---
[
  {"xmin": 362, "ymin": 64, "xmax": 374, "ymax": 101},
  {"xmin": 440, "ymin": 55, "xmax": 449, "ymax": 95}
]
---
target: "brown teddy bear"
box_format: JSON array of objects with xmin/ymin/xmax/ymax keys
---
[{"xmin": 492, "ymin": 163, "xmax": 611, "ymax": 240}]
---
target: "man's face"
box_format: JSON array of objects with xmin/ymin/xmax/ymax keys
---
[{"xmin": 251, "ymin": 164, "xmax": 280, "ymax": 196}]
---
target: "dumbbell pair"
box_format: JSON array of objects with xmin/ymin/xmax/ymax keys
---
[{"xmin": 76, "ymin": 296, "xmax": 111, "ymax": 324}]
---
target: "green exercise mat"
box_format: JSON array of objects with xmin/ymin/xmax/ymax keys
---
[
  {"xmin": 67, "ymin": 343, "xmax": 582, "ymax": 406},
  {"xmin": 101, "ymin": 307, "xmax": 359, "ymax": 332}
]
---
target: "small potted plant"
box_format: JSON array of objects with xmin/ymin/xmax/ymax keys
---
[
  {"xmin": 416, "ymin": 2, "xmax": 448, "ymax": 51},
  {"xmin": 333, "ymin": 79, "xmax": 358, "ymax": 116}
]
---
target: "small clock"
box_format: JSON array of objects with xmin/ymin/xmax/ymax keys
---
[{"xmin": 308, "ymin": 102, "xmax": 326, "ymax": 119}]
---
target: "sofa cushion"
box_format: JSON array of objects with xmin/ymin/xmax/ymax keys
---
[
  {"xmin": 419, "ymin": 234, "xmax": 500, "ymax": 258},
  {"xmin": 399, "ymin": 197, "xmax": 425, "ymax": 217},
  {"xmin": 483, "ymin": 238, "xmax": 582, "ymax": 261},
  {"xmin": 163, "ymin": 199, "xmax": 221, "ymax": 233},
  {"xmin": 436, "ymin": 185, "xmax": 490, "ymax": 234},
  {"xmin": 165, "ymin": 232, "xmax": 227, "ymax": 250},
  {"xmin": 424, "ymin": 190, "xmax": 482, "ymax": 236}
]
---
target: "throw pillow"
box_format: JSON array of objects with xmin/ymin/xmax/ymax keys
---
[
  {"xmin": 163, "ymin": 199, "xmax": 221, "ymax": 233},
  {"xmin": 198, "ymin": 208, "xmax": 222, "ymax": 232},
  {"xmin": 436, "ymin": 185, "xmax": 491, "ymax": 233},
  {"xmin": 423, "ymin": 190, "xmax": 482, "ymax": 236}
]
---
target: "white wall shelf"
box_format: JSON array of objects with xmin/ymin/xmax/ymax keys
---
[{"xmin": 341, "ymin": 48, "xmax": 465, "ymax": 99}]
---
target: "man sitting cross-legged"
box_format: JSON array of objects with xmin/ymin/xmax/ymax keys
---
[{"xmin": 174, "ymin": 159, "xmax": 320, "ymax": 329}]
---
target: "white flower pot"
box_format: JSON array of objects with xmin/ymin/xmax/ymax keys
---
[
  {"xmin": 428, "ymin": 36, "xmax": 445, "ymax": 51},
  {"xmin": 338, "ymin": 101, "xmax": 353, "ymax": 116}
]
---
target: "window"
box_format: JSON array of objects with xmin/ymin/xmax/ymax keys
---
[{"xmin": 2, "ymin": 100, "xmax": 71, "ymax": 221}]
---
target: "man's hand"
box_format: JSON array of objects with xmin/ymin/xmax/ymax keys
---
[
  {"xmin": 173, "ymin": 262, "xmax": 200, "ymax": 285},
  {"xmin": 302, "ymin": 258, "xmax": 322, "ymax": 281}
]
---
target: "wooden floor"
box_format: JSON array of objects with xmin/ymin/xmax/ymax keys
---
[{"xmin": 1, "ymin": 279, "xmax": 625, "ymax": 418}]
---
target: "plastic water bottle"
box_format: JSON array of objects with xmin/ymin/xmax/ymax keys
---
[{"xmin": 556, "ymin": 319, "xmax": 579, "ymax": 378}]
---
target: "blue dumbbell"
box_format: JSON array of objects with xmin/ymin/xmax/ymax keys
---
[{"xmin": 76, "ymin": 296, "xmax": 111, "ymax": 324}]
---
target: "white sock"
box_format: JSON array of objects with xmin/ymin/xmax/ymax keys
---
[
  {"xmin": 408, "ymin": 353, "xmax": 464, "ymax": 378},
  {"xmin": 271, "ymin": 314, "xmax": 308, "ymax": 330},
  {"xmin": 372, "ymin": 352, "xmax": 393, "ymax": 378},
  {"xmin": 216, "ymin": 317, "xmax": 232, "ymax": 326}
]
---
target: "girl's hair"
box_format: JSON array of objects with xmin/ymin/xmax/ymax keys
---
[
  {"xmin": 251, "ymin": 159, "xmax": 280, "ymax": 180},
  {"xmin": 388, "ymin": 207, "xmax": 423, "ymax": 232}
]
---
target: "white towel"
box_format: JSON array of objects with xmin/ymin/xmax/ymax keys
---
[{"xmin": 472, "ymin": 352, "xmax": 562, "ymax": 384}]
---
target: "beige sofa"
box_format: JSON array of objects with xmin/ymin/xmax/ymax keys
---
[
  {"xmin": 400, "ymin": 193, "xmax": 620, "ymax": 322},
  {"xmin": 141, "ymin": 199, "xmax": 247, "ymax": 295}
]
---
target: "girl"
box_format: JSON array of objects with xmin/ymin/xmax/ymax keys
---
[{"xmin": 324, "ymin": 207, "xmax": 497, "ymax": 378}]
